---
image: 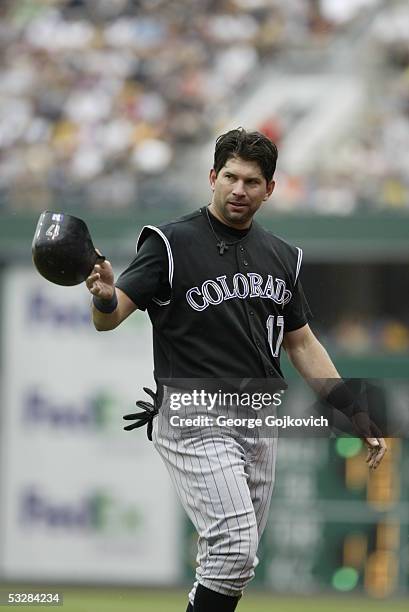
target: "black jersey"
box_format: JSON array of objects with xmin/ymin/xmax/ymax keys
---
[{"xmin": 116, "ymin": 208, "xmax": 311, "ymax": 382}]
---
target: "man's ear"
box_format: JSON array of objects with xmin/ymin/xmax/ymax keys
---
[
  {"xmin": 264, "ymin": 180, "xmax": 275, "ymax": 200},
  {"xmin": 209, "ymin": 168, "xmax": 217, "ymax": 191}
]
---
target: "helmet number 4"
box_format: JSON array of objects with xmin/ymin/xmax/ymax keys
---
[{"xmin": 45, "ymin": 224, "xmax": 60, "ymax": 240}]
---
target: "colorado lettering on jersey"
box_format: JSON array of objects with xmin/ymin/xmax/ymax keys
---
[{"xmin": 186, "ymin": 272, "xmax": 292, "ymax": 312}]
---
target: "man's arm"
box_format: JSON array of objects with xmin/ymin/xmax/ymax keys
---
[
  {"xmin": 86, "ymin": 259, "xmax": 137, "ymax": 331},
  {"xmin": 283, "ymin": 323, "xmax": 387, "ymax": 469},
  {"xmin": 283, "ymin": 323, "xmax": 339, "ymax": 394},
  {"xmin": 86, "ymin": 232, "xmax": 170, "ymax": 331}
]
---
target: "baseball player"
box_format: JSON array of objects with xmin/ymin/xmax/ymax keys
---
[{"xmin": 86, "ymin": 128, "xmax": 386, "ymax": 611}]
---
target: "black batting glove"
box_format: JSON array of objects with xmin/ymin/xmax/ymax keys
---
[{"xmin": 123, "ymin": 387, "xmax": 159, "ymax": 441}]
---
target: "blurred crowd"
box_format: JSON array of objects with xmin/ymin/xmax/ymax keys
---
[
  {"xmin": 1, "ymin": 0, "xmax": 399, "ymax": 213},
  {"xmin": 261, "ymin": 1, "xmax": 409, "ymax": 213}
]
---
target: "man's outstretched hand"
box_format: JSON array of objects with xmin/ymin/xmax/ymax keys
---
[{"xmin": 86, "ymin": 251, "xmax": 115, "ymax": 300}]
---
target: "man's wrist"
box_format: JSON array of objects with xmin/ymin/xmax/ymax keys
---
[
  {"xmin": 93, "ymin": 290, "xmax": 118, "ymax": 314},
  {"xmin": 325, "ymin": 380, "xmax": 365, "ymax": 418}
]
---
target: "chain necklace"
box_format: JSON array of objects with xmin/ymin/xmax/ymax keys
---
[{"xmin": 204, "ymin": 206, "xmax": 249, "ymax": 256}]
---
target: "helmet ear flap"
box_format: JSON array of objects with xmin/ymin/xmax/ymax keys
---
[{"xmin": 32, "ymin": 211, "xmax": 104, "ymax": 286}]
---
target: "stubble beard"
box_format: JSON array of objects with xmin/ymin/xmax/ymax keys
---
[
  {"xmin": 223, "ymin": 203, "xmax": 253, "ymax": 228},
  {"xmin": 210, "ymin": 196, "xmax": 254, "ymax": 229}
]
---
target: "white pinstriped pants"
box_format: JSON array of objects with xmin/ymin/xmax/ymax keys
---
[{"xmin": 152, "ymin": 387, "xmax": 278, "ymax": 602}]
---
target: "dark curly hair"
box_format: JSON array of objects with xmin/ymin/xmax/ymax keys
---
[{"xmin": 213, "ymin": 127, "xmax": 278, "ymax": 183}]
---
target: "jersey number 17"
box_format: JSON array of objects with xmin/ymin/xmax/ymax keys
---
[{"xmin": 266, "ymin": 315, "xmax": 284, "ymax": 358}]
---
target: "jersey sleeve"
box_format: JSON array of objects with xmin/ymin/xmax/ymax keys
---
[
  {"xmin": 284, "ymin": 280, "xmax": 312, "ymax": 332},
  {"xmin": 115, "ymin": 232, "xmax": 170, "ymax": 311}
]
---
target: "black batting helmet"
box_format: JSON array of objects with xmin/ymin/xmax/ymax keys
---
[{"xmin": 32, "ymin": 211, "xmax": 105, "ymax": 286}]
